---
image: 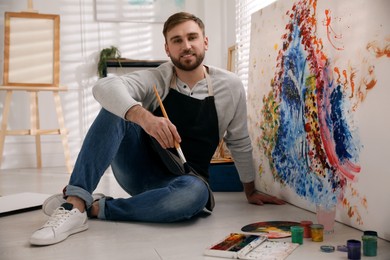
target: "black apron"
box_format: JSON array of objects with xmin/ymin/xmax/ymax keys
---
[{"xmin": 150, "ymin": 67, "xmax": 220, "ymax": 210}]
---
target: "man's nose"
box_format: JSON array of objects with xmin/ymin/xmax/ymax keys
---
[{"xmin": 182, "ymin": 39, "xmax": 191, "ymax": 50}]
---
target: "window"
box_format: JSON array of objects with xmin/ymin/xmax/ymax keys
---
[{"xmin": 235, "ymin": 0, "xmax": 277, "ymax": 92}]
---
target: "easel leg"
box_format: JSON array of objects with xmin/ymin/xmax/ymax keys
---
[
  {"xmin": 30, "ymin": 91, "xmax": 42, "ymax": 168},
  {"xmin": 0, "ymin": 90, "xmax": 13, "ymax": 168},
  {"xmin": 53, "ymin": 91, "xmax": 72, "ymax": 174}
]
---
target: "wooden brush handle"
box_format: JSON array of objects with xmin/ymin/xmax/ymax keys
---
[
  {"xmin": 153, "ymin": 85, "xmax": 181, "ymax": 150},
  {"xmin": 153, "ymin": 85, "xmax": 169, "ymax": 119}
]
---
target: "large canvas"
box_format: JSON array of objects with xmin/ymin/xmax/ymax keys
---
[{"xmin": 247, "ymin": 0, "xmax": 389, "ymax": 239}]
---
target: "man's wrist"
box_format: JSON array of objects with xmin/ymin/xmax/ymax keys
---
[
  {"xmin": 125, "ymin": 105, "xmax": 144, "ymax": 123},
  {"xmin": 242, "ymin": 181, "xmax": 256, "ymax": 198}
]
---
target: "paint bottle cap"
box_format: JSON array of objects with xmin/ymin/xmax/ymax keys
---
[
  {"xmin": 363, "ymin": 230, "xmax": 378, "ymax": 237},
  {"xmin": 320, "ymin": 245, "xmax": 335, "ymax": 253},
  {"xmin": 310, "ymin": 224, "xmax": 324, "ymax": 229},
  {"xmin": 337, "ymin": 245, "xmax": 348, "ymax": 252}
]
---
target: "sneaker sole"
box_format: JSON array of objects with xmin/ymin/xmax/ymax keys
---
[
  {"xmin": 42, "ymin": 194, "xmax": 66, "ymax": 216},
  {"xmin": 30, "ymin": 223, "xmax": 88, "ymax": 246}
]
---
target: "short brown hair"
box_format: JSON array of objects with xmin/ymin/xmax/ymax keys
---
[{"xmin": 163, "ymin": 12, "xmax": 205, "ymax": 41}]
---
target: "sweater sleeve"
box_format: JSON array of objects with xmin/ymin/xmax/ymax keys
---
[
  {"xmin": 92, "ymin": 63, "xmax": 173, "ymax": 118},
  {"xmin": 92, "ymin": 76, "xmax": 143, "ymax": 118},
  {"xmin": 223, "ymin": 78, "xmax": 256, "ymax": 183}
]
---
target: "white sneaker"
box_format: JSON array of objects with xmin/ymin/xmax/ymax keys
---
[
  {"xmin": 43, "ymin": 193, "xmax": 105, "ymax": 216},
  {"xmin": 30, "ymin": 203, "xmax": 88, "ymax": 246}
]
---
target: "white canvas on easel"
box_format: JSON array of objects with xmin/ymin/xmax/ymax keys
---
[
  {"xmin": 7, "ymin": 16, "xmax": 55, "ymax": 85},
  {"xmin": 3, "ymin": 11, "xmax": 60, "ymax": 87},
  {"xmin": 0, "ymin": 10, "xmax": 72, "ymax": 173}
]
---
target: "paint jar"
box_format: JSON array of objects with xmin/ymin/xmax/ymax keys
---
[
  {"xmin": 310, "ymin": 224, "xmax": 324, "ymax": 242},
  {"xmin": 347, "ymin": 239, "xmax": 361, "ymax": 260},
  {"xmin": 300, "ymin": 220, "xmax": 313, "ymax": 238},
  {"xmin": 290, "ymin": 226, "xmax": 304, "ymax": 245},
  {"xmin": 362, "ymin": 235, "xmax": 377, "ymax": 256}
]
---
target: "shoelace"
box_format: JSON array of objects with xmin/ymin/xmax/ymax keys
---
[{"xmin": 43, "ymin": 207, "xmax": 72, "ymax": 229}]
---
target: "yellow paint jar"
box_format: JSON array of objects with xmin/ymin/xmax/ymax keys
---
[{"xmin": 310, "ymin": 224, "xmax": 324, "ymax": 242}]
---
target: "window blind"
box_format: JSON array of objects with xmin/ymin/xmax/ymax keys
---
[{"xmin": 235, "ymin": 0, "xmax": 277, "ymax": 92}]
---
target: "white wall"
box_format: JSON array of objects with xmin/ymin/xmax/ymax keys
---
[{"xmin": 0, "ymin": 0, "xmax": 236, "ymax": 169}]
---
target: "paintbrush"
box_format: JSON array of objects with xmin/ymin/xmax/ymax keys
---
[{"xmin": 153, "ymin": 85, "xmax": 190, "ymax": 173}]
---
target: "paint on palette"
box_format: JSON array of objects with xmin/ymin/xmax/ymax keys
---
[
  {"xmin": 254, "ymin": 0, "xmax": 390, "ymax": 224},
  {"xmin": 241, "ymin": 221, "xmax": 300, "ymax": 238}
]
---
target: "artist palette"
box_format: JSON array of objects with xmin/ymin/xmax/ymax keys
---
[{"xmin": 241, "ymin": 221, "xmax": 300, "ymax": 238}]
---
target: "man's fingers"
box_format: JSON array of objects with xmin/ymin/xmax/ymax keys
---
[
  {"xmin": 168, "ymin": 124, "xmax": 181, "ymax": 144},
  {"xmin": 249, "ymin": 193, "xmax": 285, "ymax": 206},
  {"xmin": 255, "ymin": 200, "xmax": 264, "ymax": 206},
  {"xmin": 154, "ymin": 118, "xmax": 180, "ymax": 149},
  {"xmin": 267, "ymin": 196, "xmax": 285, "ymax": 205}
]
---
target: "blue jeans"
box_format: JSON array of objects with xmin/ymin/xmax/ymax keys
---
[{"xmin": 65, "ymin": 109, "xmax": 209, "ymax": 222}]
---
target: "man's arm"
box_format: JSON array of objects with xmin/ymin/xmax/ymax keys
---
[
  {"xmin": 125, "ymin": 105, "xmax": 181, "ymax": 149},
  {"xmin": 243, "ymin": 181, "xmax": 285, "ymax": 205}
]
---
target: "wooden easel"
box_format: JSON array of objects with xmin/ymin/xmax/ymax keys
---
[
  {"xmin": 0, "ymin": 11, "xmax": 72, "ymax": 173},
  {"xmin": 210, "ymin": 45, "xmax": 237, "ymax": 164}
]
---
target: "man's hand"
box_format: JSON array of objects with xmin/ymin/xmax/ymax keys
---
[
  {"xmin": 246, "ymin": 191, "xmax": 285, "ymax": 206},
  {"xmin": 243, "ymin": 181, "xmax": 285, "ymax": 206},
  {"xmin": 125, "ymin": 105, "xmax": 181, "ymax": 149}
]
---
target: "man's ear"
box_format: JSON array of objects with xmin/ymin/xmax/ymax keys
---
[
  {"xmin": 165, "ymin": 43, "xmax": 170, "ymax": 57},
  {"xmin": 204, "ymin": 36, "xmax": 209, "ymax": 51}
]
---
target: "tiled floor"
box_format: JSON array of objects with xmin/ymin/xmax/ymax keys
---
[{"xmin": 0, "ymin": 167, "xmax": 389, "ymax": 260}]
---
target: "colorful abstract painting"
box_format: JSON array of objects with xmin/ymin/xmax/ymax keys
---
[{"xmin": 247, "ymin": 0, "xmax": 389, "ymax": 239}]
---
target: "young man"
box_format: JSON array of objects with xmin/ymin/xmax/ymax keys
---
[{"xmin": 30, "ymin": 12, "xmax": 284, "ymax": 246}]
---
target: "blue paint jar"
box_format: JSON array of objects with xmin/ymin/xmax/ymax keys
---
[{"xmin": 347, "ymin": 239, "xmax": 361, "ymax": 260}]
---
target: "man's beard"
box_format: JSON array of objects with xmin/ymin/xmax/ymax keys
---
[{"xmin": 170, "ymin": 50, "xmax": 205, "ymax": 71}]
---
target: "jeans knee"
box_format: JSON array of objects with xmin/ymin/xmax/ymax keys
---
[
  {"xmin": 168, "ymin": 176, "xmax": 208, "ymax": 218},
  {"xmin": 187, "ymin": 176, "xmax": 209, "ymax": 199}
]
